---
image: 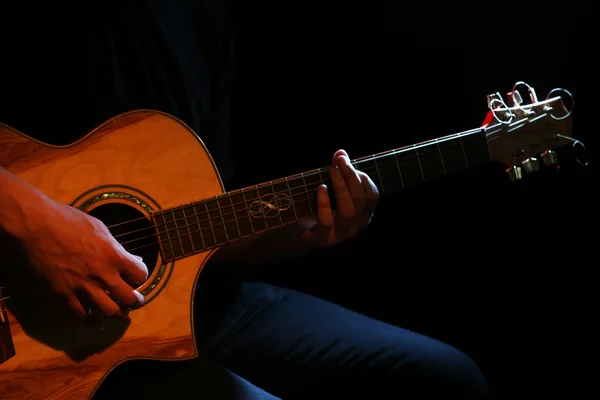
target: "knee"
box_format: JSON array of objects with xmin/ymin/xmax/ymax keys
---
[{"xmin": 394, "ymin": 341, "xmax": 489, "ymax": 399}]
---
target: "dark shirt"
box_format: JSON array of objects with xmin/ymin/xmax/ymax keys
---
[{"xmin": 0, "ymin": 0, "xmax": 235, "ymax": 183}]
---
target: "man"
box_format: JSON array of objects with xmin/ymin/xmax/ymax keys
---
[{"xmin": 0, "ymin": 1, "xmax": 488, "ymax": 398}]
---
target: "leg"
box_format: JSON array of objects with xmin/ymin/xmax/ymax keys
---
[{"xmin": 195, "ymin": 280, "xmax": 489, "ymax": 399}]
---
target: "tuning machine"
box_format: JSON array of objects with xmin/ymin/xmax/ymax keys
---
[
  {"xmin": 506, "ymin": 165, "xmax": 523, "ymax": 182},
  {"xmin": 541, "ymin": 150, "xmax": 558, "ymax": 166},
  {"xmin": 487, "ymin": 92, "xmax": 514, "ymax": 124},
  {"xmin": 522, "ymin": 157, "xmax": 540, "ymax": 173},
  {"xmin": 506, "ymin": 90, "xmax": 534, "ymax": 116}
]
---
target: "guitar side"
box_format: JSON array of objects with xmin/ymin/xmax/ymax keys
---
[{"xmin": 0, "ymin": 110, "xmax": 224, "ymax": 400}]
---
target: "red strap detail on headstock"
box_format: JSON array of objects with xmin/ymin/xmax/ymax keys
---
[{"xmin": 481, "ymin": 111, "xmax": 494, "ymax": 128}]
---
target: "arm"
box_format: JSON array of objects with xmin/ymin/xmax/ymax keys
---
[
  {"xmin": 0, "ymin": 166, "xmax": 147, "ymax": 317},
  {"xmin": 0, "ymin": 166, "xmax": 51, "ymax": 242}
]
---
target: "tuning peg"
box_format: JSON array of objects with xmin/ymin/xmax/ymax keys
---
[
  {"xmin": 487, "ymin": 92, "xmax": 503, "ymax": 109},
  {"xmin": 506, "ymin": 166, "xmax": 523, "ymax": 182},
  {"xmin": 541, "ymin": 150, "xmax": 558, "ymax": 166},
  {"xmin": 506, "ymin": 90, "xmax": 523, "ymax": 106},
  {"xmin": 522, "ymin": 157, "xmax": 540, "ymax": 173}
]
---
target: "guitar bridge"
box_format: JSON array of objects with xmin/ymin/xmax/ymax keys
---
[{"xmin": 0, "ymin": 287, "xmax": 16, "ymax": 364}]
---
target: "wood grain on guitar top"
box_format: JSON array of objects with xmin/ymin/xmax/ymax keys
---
[{"xmin": 0, "ymin": 110, "xmax": 224, "ymax": 400}]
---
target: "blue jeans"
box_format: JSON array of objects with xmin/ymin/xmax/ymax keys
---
[{"xmin": 96, "ymin": 280, "xmax": 488, "ymax": 399}]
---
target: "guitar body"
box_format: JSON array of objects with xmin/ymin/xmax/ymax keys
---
[{"xmin": 0, "ymin": 110, "xmax": 224, "ymax": 400}]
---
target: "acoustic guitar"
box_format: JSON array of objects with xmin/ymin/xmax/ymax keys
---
[{"xmin": 0, "ymin": 83, "xmax": 583, "ymax": 399}]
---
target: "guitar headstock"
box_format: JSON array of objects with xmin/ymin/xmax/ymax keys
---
[{"xmin": 483, "ymin": 81, "xmax": 585, "ymax": 181}]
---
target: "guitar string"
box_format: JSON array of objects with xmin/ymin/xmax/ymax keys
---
[
  {"xmin": 117, "ymin": 184, "xmax": 322, "ymax": 245},
  {"xmin": 103, "ymin": 133, "xmax": 478, "ymax": 232},
  {"xmin": 112, "ymin": 159, "xmax": 376, "ymax": 242},
  {"xmin": 118, "ymin": 151, "xmax": 475, "ymax": 255},
  {"xmin": 112, "ymin": 152, "xmax": 462, "ymax": 245},
  {"xmin": 128, "ymin": 194, "xmax": 319, "ymax": 258},
  {"xmin": 112, "ymin": 151, "xmax": 477, "ymax": 252},
  {"xmin": 124, "ymin": 190, "xmax": 316, "ymax": 252},
  {"xmin": 116, "ymin": 143, "xmax": 474, "ymax": 241}
]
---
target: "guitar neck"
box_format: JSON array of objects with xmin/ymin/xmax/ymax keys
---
[{"xmin": 151, "ymin": 128, "xmax": 491, "ymax": 262}]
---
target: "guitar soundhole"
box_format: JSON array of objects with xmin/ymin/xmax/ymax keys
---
[{"xmin": 88, "ymin": 203, "xmax": 159, "ymax": 286}]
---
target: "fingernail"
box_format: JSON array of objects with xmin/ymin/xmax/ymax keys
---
[
  {"xmin": 337, "ymin": 156, "xmax": 350, "ymax": 167},
  {"xmin": 134, "ymin": 290, "xmax": 145, "ymax": 307}
]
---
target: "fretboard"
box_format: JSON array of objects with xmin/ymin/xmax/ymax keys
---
[{"xmin": 153, "ymin": 128, "xmax": 490, "ymax": 261}]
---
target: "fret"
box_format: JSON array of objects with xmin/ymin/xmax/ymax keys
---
[
  {"xmin": 301, "ymin": 173, "xmax": 316, "ymax": 215},
  {"xmin": 192, "ymin": 201, "xmax": 216, "ymax": 249},
  {"xmin": 299, "ymin": 172, "xmax": 314, "ymax": 215},
  {"xmin": 271, "ymin": 181, "xmax": 285, "ymax": 227},
  {"xmin": 231, "ymin": 189, "xmax": 255, "ymax": 237},
  {"xmin": 462, "ymin": 131, "xmax": 491, "ymax": 166},
  {"xmin": 358, "ymin": 158, "xmax": 403, "ymax": 194},
  {"xmin": 156, "ymin": 212, "xmax": 176, "ymax": 261},
  {"xmin": 395, "ymin": 148, "xmax": 424, "ymax": 187},
  {"xmin": 287, "ymin": 174, "xmax": 314, "ymax": 219},
  {"xmin": 255, "ymin": 183, "xmax": 283, "ymax": 230},
  {"xmin": 416, "ymin": 143, "xmax": 445, "ymax": 181},
  {"xmin": 203, "ymin": 199, "xmax": 228, "ymax": 246},
  {"xmin": 156, "ymin": 210, "xmax": 187, "ymax": 260},
  {"xmin": 438, "ymin": 136, "xmax": 469, "ymax": 174},
  {"xmin": 171, "ymin": 210, "xmax": 186, "ymax": 257},
  {"xmin": 243, "ymin": 186, "xmax": 268, "ymax": 233},
  {"xmin": 316, "ymin": 168, "xmax": 329, "ymax": 184},
  {"xmin": 284, "ymin": 177, "xmax": 299, "ymax": 220},
  {"xmin": 435, "ymin": 139, "xmax": 447, "ymax": 175},
  {"xmin": 213, "ymin": 195, "xmax": 230, "ymax": 242},
  {"xmin": 170, "ymin": 208, "xmax": 194, "ymax": 257},
  {"xmin": 414, "ymin": 146, "xmax": 425, "ymax": 181},
  {"xmin": 393, "ymin": 152, "xmax": 405, "ymax": 188},
  {"xmin": 184, "ymin": 203, "xmax": 206, "ymax": 252},
  {"xmin": 216, "ymin": 194, "xmax": 243, "ymax": 241},
  {"xmin": 458, "ymin": 136, "xmax": 470, "ymax": 168},
  {"xmin": 270, "ymin": 179, "xmax": 301, "ymax": 226},
  {"xmin": 302, "ymin": 169, "xmax": 325, "ymax": 213},
  {"xmin": 191, "ymin": 201, "xmax": 207, "ymax": 250},
  {"xmin": 372, "ymin": 158, "xmax": 384, "ymax": 190},
  {"xmin": 180, "ymin": 205, "xmax": 196, "ymax": 253}
]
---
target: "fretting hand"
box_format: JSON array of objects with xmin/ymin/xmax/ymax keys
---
[{"xmin": 301, "ymin": 149, "xmax": 380, "ymax": 248}]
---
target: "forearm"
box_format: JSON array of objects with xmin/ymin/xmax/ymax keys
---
[{"xmin": 0, "ymin": 167, "xmax": 51, "ymax": 241}]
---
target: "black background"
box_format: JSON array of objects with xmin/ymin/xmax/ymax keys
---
[{"xmin": 223, "ymin": 2, "xmax": 597, "ymax": 398}]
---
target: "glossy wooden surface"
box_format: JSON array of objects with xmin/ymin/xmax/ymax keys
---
[{"xmin": 0, "ymin": 111, "xmax": 224, "ymax": 400}]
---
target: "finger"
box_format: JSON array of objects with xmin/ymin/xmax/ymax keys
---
[
  {"xmin": 316, "ymin": 184, "xmax": 333, "ymax": 229},
  {"xmin": 336, "ymin": 155, "xmax": 366, "ymax": 215},
  {"xmin": 103, "ymin": 276, "xmax": 145, "ymax": 308},
  {"xmin": 332, "ymin": 149, "xmax": 349, "ymax": 161},
  {"xmin": 330, "ymin": 163, "xmax": 355, "ymax": 221},
  {"xmin": 358, "ymin": 171, "xmax": 380, "ymax": 220},
  {"xmin": 65, "ymin": 292, "xmax": 87, "ymax": 319},
  {"xmin": 82, "ymin": 282, "xmax": 121, "ymax": 317},
  {"xmin": 305, "ymin": 184, "xmax": 333, "ymax": 243},
  {"xmin": 116, "ymin": 251, "xmax": 149, "ymax": 285}
]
